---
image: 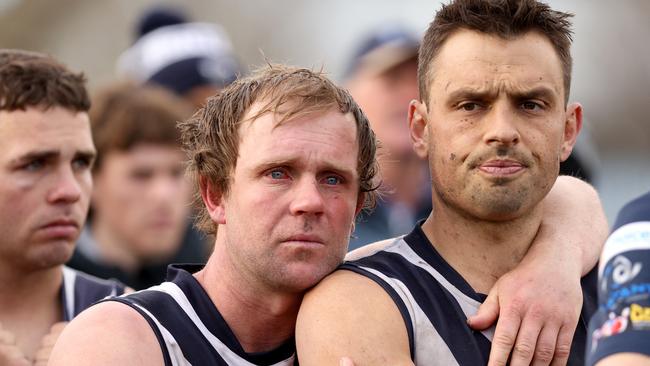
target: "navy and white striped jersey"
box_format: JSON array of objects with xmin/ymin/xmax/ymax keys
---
[
  {"xmin": 61, "ymin": 266, "xmax": 125, "ymax": 321},
  {"xmin": 341, "ymin": 223, "xmax": 598, "ymax": 365},
  {"xmin": 586, "ymin": 191, "xmax": 650, "ymax": 365},
  {"xmin": 107, "ymin": 264, "xmax": 296, "ymax": 366}
]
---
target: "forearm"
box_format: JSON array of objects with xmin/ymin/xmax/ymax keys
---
[{"xmin": 531, "ymin": 176, "xmax": 607, "ymax": 275}]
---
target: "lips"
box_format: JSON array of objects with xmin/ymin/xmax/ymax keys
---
[
  {"xmin": 478, "ymin": 159, "xmax": 525, "ymax": 176},
  {"xmin": 284, "ymin": 234, "xmax": 324, "ymax": 243},
  {"xmin": 39, "ymin": 218, "xmax": 80, "ymax": 239}
]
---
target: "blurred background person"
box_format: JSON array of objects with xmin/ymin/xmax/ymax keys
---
[
  {"xmin": 344, "ymin": 27, "xmax": 432, "ymax": 250},
  {"xmin": 116, "ymin": 6, "xmax": 242, "ymax": 110},
  {"xmin": 67, "ymin": 82, "xmax": 206, "ymax": 290}
]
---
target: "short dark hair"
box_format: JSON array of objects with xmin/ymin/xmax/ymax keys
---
[
  {"xmin": 90, "ymin": 82, "xmax": 191, "ymax": 171},
  {"xmin": 179, "ymin": 64, "xmax": 379, "ymax": 235},
  {"xmin": 0, "ymin": 49, "xmax": 90, "ymax": 112},
  {"xmin": 418, "ymin": 0, "xmax": 574, "ymax": 104}
]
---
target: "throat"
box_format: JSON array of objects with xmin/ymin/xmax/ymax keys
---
[{"xmin": 421, "ymin": 206, "xmax": 542, "ymax": 293}]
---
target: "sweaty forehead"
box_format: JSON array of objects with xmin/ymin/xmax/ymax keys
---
[{"xmin": 427, "ymin": 29, "xmax": 564, "ymax": 100}]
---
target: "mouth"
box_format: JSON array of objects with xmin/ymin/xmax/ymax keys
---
[
  {"xmin": 39, "ymin": 219, "xmax": 79, "ymax": 239},
  {"xmin": 478, "ymin": 159, "xmax": 526, "ymax": 177},
  {"xmin": 282, "ymin": 234, "xmax": 325, "ymax": 247}
]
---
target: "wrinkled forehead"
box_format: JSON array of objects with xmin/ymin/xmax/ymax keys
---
[
  {"xmin": 238, "ymin": 101, "xmax": 357, "ymax": 137},
  {"xmin": 426, "ymin": 29, "xmax": 565, "ymax": 101}
]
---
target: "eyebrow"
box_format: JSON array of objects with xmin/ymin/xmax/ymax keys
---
[
  {"xmin": 11, "ymin": 149, "xmax": 97, "ymax": 165},
  {"xmin": 447, "ymin": 86, "xmax": 557, "ymax": 103}
]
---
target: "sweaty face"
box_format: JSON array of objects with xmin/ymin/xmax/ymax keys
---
[
  {"xmin": 0, "ymin": 107, "xmax": 94, "ymax": 272},
  {"xmin": 217, "ymin": 106, "xmax": 362, "ymax": 293},
  {"xmin": 412, "ymin": 30, "xmax": 580, "ymax": 221},
  {"xmin": 92, "ymin": 144, "xmax": 191, "ymax": 261}
]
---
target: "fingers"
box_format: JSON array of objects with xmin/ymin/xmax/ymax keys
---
[
  {"xmin": 468, "ymin": 286, "xmax": 500, "ymax": 330},
  {"xmin": 508, "ymin": 312, "xmax": 543, "ymax": 366},
  {"xmin": 531, "ymin": 324, "xmax": 559, "ymax": 366},
  {"xmin": 549, "ymin": 325, "xmax": 575, "ymax": 366},
  {"xmin": 340, "ymin": 356, "xmax": 354, "ymax": 366},
  {"xmin": 487, "ymin": 307, "xmax": 522, "ymax": 366}
]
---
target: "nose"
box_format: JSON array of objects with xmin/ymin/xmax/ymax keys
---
[
  {"xmin": 289, "ymin": 177, "xmax": 325, "ymax": 216},
  {"xmin": 483, "ymin": 103, "xmax": 520, "ymax": 147},
  {"xmin": 150, "ymin": 175, "xmax": 181, "ymax": 202},
  {"xmin": 47, "ymin": 167, "xmax": 82, "ymax": 204}
]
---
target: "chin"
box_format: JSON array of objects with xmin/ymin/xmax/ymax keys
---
[{"xmin": 31, "ymin": 243, "xmax": 74, "ymax": 269}]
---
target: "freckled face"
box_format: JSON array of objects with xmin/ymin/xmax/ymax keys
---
[
  {"xmin": 219, "ymin": 106, "xmax": 363, "ymax": 293},
  {"xmin": 413, "ymin": 30, "xmax": 580, "ymax": 220}
]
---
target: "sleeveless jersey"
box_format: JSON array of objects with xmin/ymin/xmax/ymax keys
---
[
  {"xmin": 61, "ymin": 265, "xmax": 125, "ymax": 321},
  {"xmin": 341, "ymin": 223, "xmax": 597, "ymax": 365},
  {"xmin": 107, "ymin": 264, "xmax": 296, "ymax": 366},
  {"xmin": 587, "ymin": 191, "xmax": 650, "ymax": 365}
]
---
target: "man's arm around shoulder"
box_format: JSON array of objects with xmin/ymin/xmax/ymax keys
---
[
  {"xmin": 296, "ymin": 269, "xmax": 413, "ymax": 366},
  {"xmin": 48, "ymin": 301, "xmax": 163, "ymax": 366}
]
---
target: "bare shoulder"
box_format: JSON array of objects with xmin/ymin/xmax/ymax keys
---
[
  {"xmin": 597, "ymin": 353, "xmax": 650, "ymax": 366},
  {"xmin": 296, "ymin": 270, "xmax": 412, "ymax": 366},
  {"xmin": 49, "ymin": 300, "xmax": 163, "ymax": 366}
]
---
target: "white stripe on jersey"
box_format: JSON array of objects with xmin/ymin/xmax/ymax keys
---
[
  {"xmin": 62, "ymin": 266, "xmax": 77, "ymax": 319},
  {"xmin": 143, "ymin": 282, "xmax": 295, "ymax": 366},
  {"xmin": 131, "ymin": 303, "xmax": 191, "ymax": 366},
  {"xmin": 359, "ymin": 265, "xmax": 460, "ymax": 365}
]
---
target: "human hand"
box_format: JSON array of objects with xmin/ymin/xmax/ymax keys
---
[
  {"xmin": 467, "ymin": 258, "xmax": 583, "ymax": 366},
  {"xmin": 33, "ymin": 322, "xmax": 67, "ymax": 366},
  {"xmin": 0, "ymin": 323, "xmax": 31, "ymax": 366},
  {"xmin": 340, "ymin": 356, "xmax": 354, "ymax": 366}
]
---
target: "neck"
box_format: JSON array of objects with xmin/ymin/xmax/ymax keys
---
[
  {"xmin": 195, "ymin": 238, "xmax": 300, "ymax": 353},
  {"xmin": 0, "ymin": 264, "xmax": 63, "ymax": 359},
  {"xmin": 91, "ymin": 217, "xmax": 139, "ymax": 273},
  {"xmin": 421, "ymin": 197, "xmax": 543, "ymax": 294}
]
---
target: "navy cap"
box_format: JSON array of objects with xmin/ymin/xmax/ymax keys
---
[
  {"xmin": 345, "ymin": 27, "xmax": 420, "ymax": 79},
  {"xmin": 136, "ymin": 6, "xmax": 188, "ymax": 38}
]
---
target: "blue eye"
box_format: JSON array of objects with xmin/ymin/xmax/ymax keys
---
[
  {"xmin": 324, "ymin": 176, "xmax": 341, "ymax": 185},
  {"xmin": 269, "ymin": 170, "xmax": 288, "ymax": 179}
]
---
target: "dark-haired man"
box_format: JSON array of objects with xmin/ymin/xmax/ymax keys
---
[
  {"xmin": 0, "ymin": 50, "xmax": 125, "ymax": 365},
  {"xmin": 297, "ymin": 1, "xmax": 604, "ymax": 365}
]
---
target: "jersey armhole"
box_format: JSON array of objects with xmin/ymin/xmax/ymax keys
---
[
  {"xmin": 105, "ymin": 297, "xmax": 174, "ymax": 366},
  {"xmin": 339, "ymin": 265, "xmax": 415, "ymax": 361}
]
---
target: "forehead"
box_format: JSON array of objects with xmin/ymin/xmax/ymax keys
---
[
  {"xmin": 236, "ymin": 103, "xmax": 359, "ymax": 172},
  {"xmin": 428, "ymin": 29, "xmax": 564, "ymax": 99},
  {"xmin": 102, "ymin": 144, "xmax": 185, "ymax": 167},
  {"xmin": 0, "ymin": 107, "xmax": 94, "ymax": 160}
]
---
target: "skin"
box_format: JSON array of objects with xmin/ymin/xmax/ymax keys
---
[
  {"xmin": 0, "ymin": 106, "xmax": 94, "ymax": 362},
  {"xmin": 296, "ymin": 30, "xmax": 597, "ymax": 366},
  {"xmin": 597, "ymin": 353, "xmax": 650, "ymax": 365},
  {"xmin": 48, "ymin": 105, "xmax": 365, "ymax": 365},
  {"xmin": 91, "ymin": 144, "xmax": 190, "ymax": 272}
]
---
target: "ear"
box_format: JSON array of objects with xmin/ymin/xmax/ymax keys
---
[
  {"xmin": 560, "ymin": 102, "xmax": 583, "ymax": 162},
  {"xmin": 199, "ymin": 176, "xmax": 226, "ymax": 225},
  {"xmin": 409, "ymin": 100, "xmax": 430, "ymax": 159}
]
